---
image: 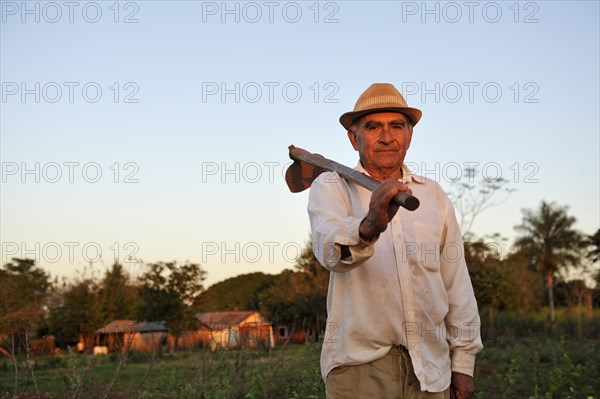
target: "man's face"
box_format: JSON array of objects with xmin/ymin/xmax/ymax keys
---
[{"xmin": 348, "ymin": 112, "xmax": 413, "ymax": 178}]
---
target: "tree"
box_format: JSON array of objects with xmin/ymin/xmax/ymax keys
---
[
  {"xmin": 587, "ymin": 228, "xmax": 600, "ymax": 263},
  {"xmin": 0, "ymin": 258, "xmax": 51, "ymax": 329},
  {"xmin": 514, "ymin": 201, "xmax": 585, "ymax": 323},
  {"xmin": 44, "ymin": 264, "xmax": 139, "ymax": 350},
  {"xmin": 466, "ymin": 239, "xmax": 511, "ymax": 322},
  {"xmin": 448, "ymin": 166, "xmax": 515, "ymax": 238},
  {"xmin": 98, "ymin": 262, "xmax": 139, "ymax": 322},
  {"xmin": 465, "ymin": 236, "xmax": 543, "ymax": 322},
  {"xmin": 195, "ymin": 272, "xmax": 276, "ymax": 311},
  {"xmin": 583, "ymin": 228, "xmax": 600, "ymax": 308},
  {"xmin": 136, "ymin": 261, "xmax": 206, "ymax": 350},
  {"xmin": 259, "ymin": 241, "xmax": 329, "ymax": 341},
  {"xmin": 0, "ymin": 258, "xmax": 51, "ymax": 355},
  {"xmin": 561, "ymin": 279, "xmax": 593, "ymax": 313},
  {"xmin": 47, "ymin": 277, "xmax": 104, "ymax": 348}
]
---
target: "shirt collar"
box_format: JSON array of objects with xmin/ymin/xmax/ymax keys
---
[{"xmin": 355, "ymin": 161, "xmax": 425, "ymax": 185}]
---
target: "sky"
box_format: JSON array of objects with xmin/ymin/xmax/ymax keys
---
[{"xmin": 1, "ymin": 0, "xmax": 599, "ymax": 288}]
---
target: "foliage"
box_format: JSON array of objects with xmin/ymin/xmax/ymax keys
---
[
  {"xmin": 465, "ymin": 233, "xmax": 552, "ymax": 323},
  {"xmin": 259, "ymin": 241, "xmax": 329, "ymax": 341},
  {"xmin": 587, "ymin": 228, "xmax": 600, "ymax": 264},
  {"xmin": 514, "ymin": 201, "xmax": 586, "ymax": 323},
  {"xmin": 475, "ymin": 312, "xmax": 600, "ymax": 398},
  {"xmin": 98, "ymin": 263, "xmax": 139, "ymax": 322},
  {"xmin": 502, "ymin": 249, "xmax": 546, "ymax": 312},
  {"xmin": 45, "ymin": 263, "xmax": 139, "ymax": 348},
  {"xmin": 466, "ymin": 239, "xmax": 508, "ymax": 316},
  {"xmin": 0, "ymin": 258, "xmax": 51, "ymax": 329},
  {"xmin": 46, "ymin": 277, "xmax": 104, "ymax": 347},
  {"xmin": 195, "ymin": 272, "xmax": 276, "ymax": 312},
  {"xmin": 559, "ymin": 279, "xmax": 594, "ymax": 309},
  {"xmin": 586, "ymin": 228, "xmax": 600, "ymax": 307},
  {"xmin": 137, "ymin": 261, "xmax": 207, "ymax": 339}
]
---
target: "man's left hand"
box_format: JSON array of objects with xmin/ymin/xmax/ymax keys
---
[{"xmin": 451, "ymin": 372, "xmax": 474, "ymax": 399}]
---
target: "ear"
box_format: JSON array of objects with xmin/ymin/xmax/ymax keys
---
[
  {"xmin": 406, "ymin": 128, "xmax": 414, "ymax": 150},
  {"xmin": 347, "ymin": 130, "xmax": 359, "ymax": 151}
]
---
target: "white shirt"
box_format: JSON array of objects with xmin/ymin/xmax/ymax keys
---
[{"xmin": 308, "ymin": 162, "xmax": 483, "ymax": 392}]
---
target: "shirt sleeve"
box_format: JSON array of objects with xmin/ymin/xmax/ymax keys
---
[
  {"xmin": 439, "ymin": 197, "xmax": 483, "ymax": 376},
  {"xmin": 307, "ymin": 172, "xmax": 377, "ymax": 272}
]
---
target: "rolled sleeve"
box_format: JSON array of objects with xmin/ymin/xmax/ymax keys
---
[{"xmin": 451, "ymin": 351, "xmax": 476, "ymax": 376}]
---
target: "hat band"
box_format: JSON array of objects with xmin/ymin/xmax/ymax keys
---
[{"xmin": 355, "ymin": 95, "xmax": 407, "ymax": 110}]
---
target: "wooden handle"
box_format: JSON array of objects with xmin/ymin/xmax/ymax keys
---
[{"xmin": 393, "ymin": 192, "xmax": 420, "ymax": 211}]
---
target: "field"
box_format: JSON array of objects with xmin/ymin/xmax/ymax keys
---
[{"xmin": 1, "ymin": 312, "xmax": 599, "ymax": 399}]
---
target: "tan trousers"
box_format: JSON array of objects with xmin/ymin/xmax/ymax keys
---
[{"xmin": 326, "ymin": 346, "xmax": 452, "ymax": 399}]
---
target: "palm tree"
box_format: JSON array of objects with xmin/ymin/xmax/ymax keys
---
[
  {"xmin": 588, "ymin": 229, "xmax": 600, "ymax": 302},
  {"xmin": 514, "ymin": 201, "xmax": 584, "ymax": 323},
  {"xmin": 587, "ymin": 228, "xmax": 600, "ymax": 263}
]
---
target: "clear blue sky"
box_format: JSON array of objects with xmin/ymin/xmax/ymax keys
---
[{"xmin": 1, "ymin": 1, "xmax": 599, "ymax": 287}]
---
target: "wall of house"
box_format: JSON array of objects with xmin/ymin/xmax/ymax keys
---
[
  {"xmin": 174, "ymin": 328, "xmax": 212, "ymax": 350},
  {"xmin": 124, "ymin": 332, "xmax": 168, "ymax": 352},
  {"xmin": 239, "ymin": 324, "xmax": 274, "ymax": 349},
  {"xmin": 273, "ymin": 325, "xmax": 306, "ymax": 345}
]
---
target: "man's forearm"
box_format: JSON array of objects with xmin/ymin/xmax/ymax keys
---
[{"xmin": 358, "ymin": 217, "xmax": 381, "ymax": 242}]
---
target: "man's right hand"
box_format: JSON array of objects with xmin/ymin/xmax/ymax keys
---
[{"xmin": 359, "ymin": 179, "xmax": 411, "ymax": 241}]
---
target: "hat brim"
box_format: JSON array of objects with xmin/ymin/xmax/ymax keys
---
[{"xmin": 340, "ymin": 107, "xmax": 422, "ymax": 130}]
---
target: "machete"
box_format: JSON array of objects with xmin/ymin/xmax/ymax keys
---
[{"xmin": 285, "ymin": 145, "xmax": 420, "ymax": 211}]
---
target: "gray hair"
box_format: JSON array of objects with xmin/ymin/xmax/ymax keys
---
[{"xmin": 348, "ymin": 114, "xmax": 413, "ymax": 134}]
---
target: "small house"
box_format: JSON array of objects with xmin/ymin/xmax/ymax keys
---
[
  {"xmin": 96, "ymin": 320, "xmax": 168, "ymax": 352},
  {"xmin": 194, "ymin": 311, "xmax": 274, "ymax": 350},
  {"xmin": 97, "ymin": 311, "xmax": 275, "ymax": 352}
]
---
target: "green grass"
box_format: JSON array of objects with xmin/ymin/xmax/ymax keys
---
[
  {"xmin": 0, "ymin": 343, "xmax": 324, "ymax": 399},
  {"xmin": 1, "ymin": 313, "xmax": 599, "ymax": 398},
  {"xmin": 476, "ymin": 335, "xmax": 599, "ymax": 398}
]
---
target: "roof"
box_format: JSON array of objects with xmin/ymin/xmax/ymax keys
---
[
  {"xmin": 97, "ymin": 320, "xmax": 168, "ymax": 334},
  {"xmin": 195, "ymin": 311, "xmax": 259, "ymax": 330}
]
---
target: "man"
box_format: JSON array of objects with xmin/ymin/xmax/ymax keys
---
[{"xmin": 308, "ymin": 83, "xmax": 482, "ymax": 398}]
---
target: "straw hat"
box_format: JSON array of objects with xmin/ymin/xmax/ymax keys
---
[{"xmin": 339, "ymin": 83, "xmax": 422, "ymax": 129}]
